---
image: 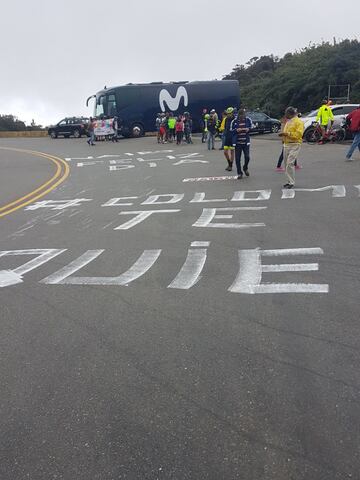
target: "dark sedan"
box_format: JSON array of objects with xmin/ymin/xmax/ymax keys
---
[
  {"xmin": 48, "ymin": 117, "xmax": 89, "ymax": 139},
  {"xmin": 247, "ymin": 111, "xmax": 281, "ymax": 134}
]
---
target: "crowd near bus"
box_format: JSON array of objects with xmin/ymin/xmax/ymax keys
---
[{"xmin": 84, "ymin": 100, "xmax": 360, "ymax": 190}]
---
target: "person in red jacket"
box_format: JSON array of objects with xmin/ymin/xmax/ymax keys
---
[
  {"xmin": 345, "ymin": 106, "xmax": 360, "ymax": 161},
  {"xmin": 175, "ymin": 116, "xmax": 185, "ymax": 145}
]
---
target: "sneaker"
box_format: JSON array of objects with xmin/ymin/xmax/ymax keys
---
[
  {"xmin": 237, "ymin": 174, "xmax": 243, "ymax": 179},
  {"xmin": 345, "ymin": 157, "xmax": 353, "ymax": 162},
  {"xmin": 276, "ymin": 167, "xmax": 285, "ymax": 172},
  {"xmin": 225, "ymin": 166, "xmax": 232, "ymax": 171},
  {"xmin": 295, "ymin": 165, "xmax": 302, "ymax": 170},
  {"xmin": 244, "ymin": 169, "xmax": 249, "ymax": 177},
  {"xmin": 283, "ymin": 183, "xmax": 294, "ymax": 189}
]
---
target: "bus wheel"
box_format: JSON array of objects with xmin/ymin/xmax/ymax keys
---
[{"xmin": 131, "ymin": 123, "xmax": 144, "ymax": 138}]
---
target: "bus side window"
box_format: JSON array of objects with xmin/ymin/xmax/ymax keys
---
[{"xmin": 107, "ymin": 94, "xmax": 117, "ymax": 117}]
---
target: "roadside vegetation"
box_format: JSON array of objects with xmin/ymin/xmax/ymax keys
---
[
  {"xmin": 0, "ymin": 115, "xmax": 43, "ymax": 131},
  {"xmin": 223, "ymin": 39, "xmax": 360, "ymax": 117}
]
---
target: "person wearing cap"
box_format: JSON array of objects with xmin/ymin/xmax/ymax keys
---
[
  {"xmin": 223, "ymin": 107, "xmax": 235, "ymax": 171},
  {"xmin": 210, "ymin": 109, "xmax": 218, "ymax": 124},
  {"xmin": 206, "ymin": 112, "xmax": 217, "ymax": 150},
  {"xmin": 231, "ymin": 109, "xmax": 253, "ymax": 179},
  {"xmin": 278, "ymin": 106, "xmax": 304, "ymax": 189}
]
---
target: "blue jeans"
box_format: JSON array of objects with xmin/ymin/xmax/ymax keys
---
[
  {"xmin": 207, "ymin": 131, "xmax": 215, "ymax": 150},
  {"xmin": 346, "ymin": 132, "xmax": 360, "ymax": 159},
  {"xmin": 87, "ymin": 132, "xmax": 95, "ymax": 144}
]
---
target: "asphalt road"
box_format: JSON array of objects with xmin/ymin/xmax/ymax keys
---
[{"xmin": 0, "ymin": 134, "xmax": 359, "ymax": 480}]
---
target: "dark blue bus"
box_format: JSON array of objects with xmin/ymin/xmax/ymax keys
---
[{"xmin": 86, "ymin": 80, "xmax": 240, "ymax": 137}]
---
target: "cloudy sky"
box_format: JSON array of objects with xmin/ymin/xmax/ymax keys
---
[{"xmin": 0, "ymin": 0, "xmax": 359, "ymax": 126}]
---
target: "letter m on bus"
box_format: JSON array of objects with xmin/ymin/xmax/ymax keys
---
[{"xmin": 159, "ymin": 86, "xmax": 189, "ymax": 113}]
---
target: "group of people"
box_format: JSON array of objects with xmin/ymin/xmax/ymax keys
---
[
  {"xmin": 87, "ymin": 116, "xmax": 119, "ymax": 145},
  {"xmin": 155, "ymin": 112, "xmax": 193, "ymax": 145},
  {"xmin": 87, "ymin": 100, "xmax": 360, "ymax": 190},
  {"xmin": 201, "ymin": 101, "xmax": 360, "ymax": 188}
]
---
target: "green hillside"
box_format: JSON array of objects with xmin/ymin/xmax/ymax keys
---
[{"xmin": 223, "ymin": 39, "xmax": 360, "ymax": 117}]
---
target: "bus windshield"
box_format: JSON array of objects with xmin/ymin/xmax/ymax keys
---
[{"xmin": 94, "ymin": 94, "xmax": 117, "ymax": 118}]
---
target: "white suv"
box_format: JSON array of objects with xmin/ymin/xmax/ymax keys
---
[{"xmin": 301, "ymin": 104, "xmax": 359, "ymax": 131}]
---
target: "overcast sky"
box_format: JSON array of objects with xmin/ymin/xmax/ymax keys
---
[{"xmin": 0, "ymin": 0, "xmax": 359, "ymax": 126}]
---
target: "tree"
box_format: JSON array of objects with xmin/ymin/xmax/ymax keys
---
[
  {"xmin": 0, "ymin": 115, "xmax": 26, "ymax": 131},
  {"xmin": 223, "ymin": 40, "xmax": 360, "ymax": 117}
]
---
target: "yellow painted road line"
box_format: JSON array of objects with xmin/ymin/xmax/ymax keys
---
[{"xmin": 0, "ymin": 147, "xmax": 70, "ymax": 218}]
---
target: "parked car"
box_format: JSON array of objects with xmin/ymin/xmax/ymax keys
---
[
  {"xmin": 246, "ymin": 111, "xmax": 281, "ymax": 134},
  {"xmin": 48, "ymin": 117, "xmax": 89, "ymax": 139},
  {"xmin": 301, "ymin": 104, "xmax": 359, "ymax": 132}
]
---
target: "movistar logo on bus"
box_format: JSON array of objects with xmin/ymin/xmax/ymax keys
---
[{"xmin": 159, "ymin": 86, "xmax": 189, "ymax": 112}]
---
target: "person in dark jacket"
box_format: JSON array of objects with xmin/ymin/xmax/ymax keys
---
[
  {"xmin": 87, "ymin": 117, "xmax": 96, "ymax": 146},
  {"xmin": 112, "ymin": 116, "xmax": 118, "ymax": 142},
  {"xmin": 231, "ymin": 109, "xmax": 252, "ymax": 178},
  {"xmin": 206, "ymin": 113, "xmax": 217, "ymax": 150},
  {"xmin": 201, "ymin": 108, "xmax": 208, "ymax": 143},
  {"xmin": 184, "ymin": 112, "xmax": 193, "ymax": 144}
]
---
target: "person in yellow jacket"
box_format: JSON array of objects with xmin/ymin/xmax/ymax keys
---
[
  {"xmin": 278, "ymin": 107, "xmax": 304, "ymax": 189},
  {"xmin": 218, "ymin": 111, "xmax": 227, "ymax": 150},
  {"xmin": 315, "ymin": 99, "xmax": 334, "ymax": 138}
]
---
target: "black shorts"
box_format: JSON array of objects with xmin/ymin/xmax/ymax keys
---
[{"xmin": 224, "ymin": 133, "xmax": 234, "ymax": 148}]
